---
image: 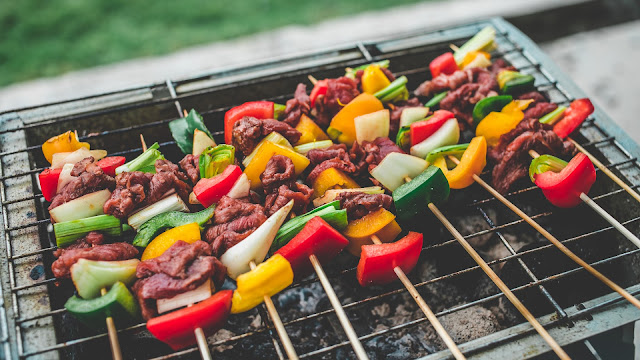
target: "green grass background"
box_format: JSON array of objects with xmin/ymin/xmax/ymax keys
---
[{"xmin": 0, "ymin": 0, "xmax": 425, "ymax": 87}]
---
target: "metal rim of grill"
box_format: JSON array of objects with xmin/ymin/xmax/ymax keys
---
[{"xmin": 1, "ymin": 17, "xmax": 640, "ymax": 360}]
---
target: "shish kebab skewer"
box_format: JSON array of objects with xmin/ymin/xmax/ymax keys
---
[
  {"xmin": 162, "ymin": 102, "xmax": 300, "ymax": 359},
  {"xmin": 387, "ymin": 166, "xmax": 570, "ymax": 359}
]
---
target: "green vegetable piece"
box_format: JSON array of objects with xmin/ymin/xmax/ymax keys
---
[
  {"xmin": 133, "ymin": 205, "xmax": 216, "ymax": 247},
  {"xmin": 502, "ymin": 74, "xmax": 535, "ymax": 95},
  {"xmin": 271, "ymin": 201, "xmax": 347, "ymax": 252},
  {"xmin": 393, "ymin": 166, "xmax": 450, "ymax": 222},
  {"xmin": 169, "ymin": 109, "xmax": 213, "ymax": 155},
  {"xmin": 529, "ymin": 154, "xmax": 568, "ymax": 182},
  {"xmin": 65, "ymin": 281, "xmax": 139, "ymax": 330},
  {"xmin": 472, "ymin": 95, "xmax": 513, "ymax": 125},
  {"xmin": 424, "ymin": 91, "xmax": 448, "ymax": 109},
  {"xmin": 273, "ymin": 103, "xmax": 286, "ymax": 120},
  {"xmin": 199, "ymin": 144, "xmax": 235, "ymax": 179},
  {"xmin": 425, "ymin": 144, "xmax": 470, "ymax": 164},
  {"xmin": 396, "ymin": 126, "xmax": 411, "ymax": 150},
  {"xmin": 453, "ymin": 26, "xmax": 496, "ymax": 64},
  {"xmin": 374, "ymin": 76, "xmax": 408, "ymax": 102},
  {"xmin": 54, "ymin": 215, "xmax": 126, "ymax": 248},
  {"xmin": 116, "ymin": 142, "xmax": 164, "ymax": 174},
  {"xmin": 71, "ymin": 259, "xmax": 139, "ymax": 299},
  {"xmin": 326, "ymin": 127, "xmax": 342, "ymax": 142},
  {"xmin": 539, "ymin": 106, "xmax": 567, "ymax": 125}
]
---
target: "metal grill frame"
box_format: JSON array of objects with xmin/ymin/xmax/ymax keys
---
[{"xmin": 1, "ymin": 17, "xmax": 640, "ymax": 359}]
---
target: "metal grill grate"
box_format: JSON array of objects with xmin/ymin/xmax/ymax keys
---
[{"xmin": 1, "ymin": 17, "xmax": 640, "ymax": 359}]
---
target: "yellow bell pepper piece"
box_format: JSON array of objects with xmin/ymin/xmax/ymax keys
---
[
  {"xmin": 231, "ymin": 254, "xmax": 294, "ymax": 313},
  {"xmin": 475, "ymin": 99, "xmax": 533, "ymax": 146},
  {"xmin": 434, "ymin": 136, "xmax": 487, "ymax": 189},
  {"xmin": 343, "ymin": 208, "xmax": 402, "ymax": 256},
  {"xmin": 328, "ymin": 93, "xmax": 384, "ymax": 146},
  {"xmin": 141, "ymin": 223, "xmax": 201, "ymax": 261},
  {"xmin": 295, "ymin": 114, "xmax": 329, "ymax": 145},
  {"xmin": 244, "ymin": 141, "xmax": 310, "ymax": 190},
  {"xmin": 312, "ymin": 167, "xmax": 360, "ymax": 200},
  {"xmin": 461, "ymin": 51, "xmax": 491, "ymax": 68},
  {"xmin": 42, "ymin": 130, "xmax": 90, "ymax": 164},
  {"xmin": 361, "ymin": 65, "xmax": 391, "ymax": 94}
]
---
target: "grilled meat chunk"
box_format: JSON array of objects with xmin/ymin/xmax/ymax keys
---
[
  {"xmin": 282, "ymin": 83, "xmax": 311, "ymax": 127},
  {"xmin": 133, "ymin": 240, "xmax": 225, "ymax": 320},
  {"xmin": 179, "ymin": 154, "xmax": 200, "ymax": 184},
  {"xmin": 103, "ymin": 159, "xmax": 191, "ymax": 218},
  {"xmin": 336, "ymin": 191, "xmax": 393, "ymax": 220},
  {"xmin": 313, "ymin": 77, "xmax": 360, "ymax": 128},
  {"xmin": 353, "ymin": 137, "xmax": 404, "ymax": 173},
  {"xmin": 414, "ymin": 68, "xmax": 475, "ymax": 98},
  {"xmin": 261, "ymin": 155, "xmax": 313, "ymax": 215},
  {"xmin": 204, "ymin": 196, "xmax": 267, "ymax": 258},
  {"xmin": 52, "ymin": 241, "xmax": 138, "ymax": 279},
  {"xmin": 489, "ymin": 118, "xmax": 576, "ymax": 193},
  {"xmin": 232, "ymin": 116, "xmax": 301, "ymax": 156},
  {"xmin": 49, "ymin": 157, "xmax": 115, "ymax": 210},
  {"xmin": 439, "ymin": 68, "xmax": 499, "ymax": 126}
]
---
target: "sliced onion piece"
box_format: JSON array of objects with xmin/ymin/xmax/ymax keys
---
[
  {"xmin": 49, "ymin": 189, "xmax": 111, "ymax": 223},
  {"xmin": 410, "ymin": 118, "xmax": 460, "ymax": 159},
  {"xmin": 370, "ymin": 153, "xmax": 428, "ymax": 192},
  {"xmin": 227, "ymin": 173, "xmax": 250, "ymax": 199},
  {"xmin": 156, "ymin": 279, "xmax": 213, "ymax": 314},
  {"xmin": 127, "ymin": 193, "xmax": 189, "ymax": 230},
  {"xmin": 354, "ymin": 109, "xmax": 390, "ymax": 144},
  {"xmin": 57, "ymin": 163, "xmax": 76, "ymax": 193},
  {"xmin": 51, "ymin": 148, "xmax": 107, "ymax": 169}
]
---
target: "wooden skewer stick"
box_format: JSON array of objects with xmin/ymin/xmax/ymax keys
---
[
  {"xmin": 528, "ymin": 150, "xmax": 640, "ymax": 249},
  {"xmin": 427, "ymin": 204, "xmax": 570, "ymax": 359},
  {"xmin": 101, "ymin": 288, "xmax": 123, "ymax": 360},
  {"xmin": 369, "ymin": 235, "xmax": 466, "ymax": 360},
  {"xmin": 308, "ymin": 75, "xmax": 318, "ymax": 86},
  {"xmin": 449, "ymin": 44, "xmax": 460, "ymax": 52},
  {"xmin": 447, "ymin": 155, "xmax": 640, "ymax": 310},
  {"xmin": 139, "ymin": 134, "xmax": 215, "ymax": 359},
  {"xmin": 569, "ymin": 138, "xmax": 640, "ymax": 203},
  {"xmin": 249, "ymin": 261, "xmax": 299, "ymax": 360},
  {"xmin": 309, "ymin": 255, "xmax": 369, "ymax": 360},
  {"xmin": 183, "ymin": 109, "xmax": 189, "ymax": 117}
]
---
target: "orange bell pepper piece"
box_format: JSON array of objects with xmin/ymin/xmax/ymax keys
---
[
  {"xmin": 141, "ymin": 223, "xmax": 201, "ymax": 261},
  {"xmin": 312, "ymin": 167, "xmax": 360, "ymax": 200},
  {"xmin": 361, "ymin": 65, "xmax": 391, "ymax": 94},
  {"xmin": 433, "ymin": 136, "xmax": 487, "ymax": 189},
  {"xmin": 295, "ymin": 114, "xmax": 329, "ymax": 145},
  {"xmin": 244, "ymin": 141, "xmax": 310, "ymax": 190},
  {"xmin": 327, "ymin": 93, "xmax": 384, "ymax": 146},
  {"xmin": 343, "ymin": 208, "xmax": 402, "ymax": 256},
  {"xmin": 42, "ymin": 130, "xmax": 90, "ymax": 164}
]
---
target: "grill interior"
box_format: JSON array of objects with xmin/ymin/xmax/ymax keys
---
[{"xmin": 1, "ymin": 17, "xmax": 640, "ymax": 360}]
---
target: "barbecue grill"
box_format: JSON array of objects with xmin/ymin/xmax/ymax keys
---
[{"xmin": 2, "ymin": 17, "xmax": 640, "ymax": 360}]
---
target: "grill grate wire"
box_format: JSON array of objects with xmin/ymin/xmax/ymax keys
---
[{"xmin": 1, "ymin": 18, "xmax": 639, "ymax": 359}]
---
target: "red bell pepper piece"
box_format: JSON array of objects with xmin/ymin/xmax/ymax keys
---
[
  {"xmin": 429, "ymin": 53, "xmax": 458, "ymax": 78},
  {"xmin": 410, "ymin": 110, "xmax": 455, "ymax": 146},
  {"xmin": 275, "ymin": 216, "xmax": 348, "ymax": 278},
  {"xmin": 39, "ymin": 168, "xmax": 62, "ymax": 202},
  {"xmin": 96, "ymin": 156, "xmax": 126, "ymax": 177},
  {"xmin": 193, "ymin": 165, "xmax": 242, "ymax": 207},
  {"xmin": 532, "ymin": 153, "xmax": 596, "ymax": 208},
  {"xmin": 553, "ymin": 98, "xmax": 594, "ymax": 139},
  {"xmin": 224, "ymin": 101, "xmax": 275, "ymax": 144},
  {"xmin": 147, "ymin": 290, "xmax": 232, "ymax": 350},
  {"xmin": 309, "ymin": 79, "xmax": 328, "ymax": 108},
  {"xmin": 357, "ymin": 232, "xmax": 423, "ymax": 287}
]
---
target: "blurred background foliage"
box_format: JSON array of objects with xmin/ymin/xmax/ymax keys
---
[{"xmin": 0, "ymin": 0, "xmax": 426, "ymax": 87}]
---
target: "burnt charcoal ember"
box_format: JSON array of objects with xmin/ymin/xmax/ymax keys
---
[
  {"xmin": 133, "ymin": 240, "xmax": 226, "ymax": 320},
  {"xmin": 261, "ymin": 155, "xmax": 313, "ymax": 215},
  {"xmin": 204, "ymin": 196, "xmax": 267, "ymax": 257},
  {"xmin": 52, "ymin": 242, "xmax": 138, "ymax": 279},
  {"xmin": 103, "ymin": 159, "xmax": 191, "ymax": 218},
  {"xmin": 179, "ymin": 154, "xmax": 200, "ymax": 184},
  {"xmin": 49, "ymin": 157, "xmax": 116, "ymax": 210},
  {"xmin": 314, "ymin": 76, "xmax": 360, "ymax": 128},
  {"xmin": 336, "ymin": 191, "xmax": 393, "ymax": 220},
  {"xmin": 232, "ymin": 116, "xmax": 301, "ymax": 156},
  {"xmin": 282, "ymin": 83, "xmax": 311, "ymax": 127}
]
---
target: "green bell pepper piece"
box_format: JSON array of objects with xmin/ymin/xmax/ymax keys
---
[
  {"xmin": 424, "ymin": 91, "xmax": 448, "ymax": 109},
  {"xmin": 133, "ymin": 205, "xmax": 216, "ymax": 247},
  {"xmin": 374, "ymin": 76, "xmax": 408, "ymax": 101},
  {"xmin": 393, "ymin": 166, "xmax": 450, "ymax": 222},
  {"xmin": 498, "ymin": 71, "xmax": 535, "ymax": 95},
  {"xmin": 471, "ymin": 95, "xmax": 513, "ymax": 125},
  {"xmin": 395, "ymin": 126, "xmax": 411, "ymax": 150},
  {"xmin": 199, "ymin": 144, "xmax": 235, "ymax": 179},
  {"xmin": 65, "ymin": 281, "xmax": 139, "ymax": 330},
  {"xmin": 425, "ymin": 144, "xmax": 470, "ymax": 164}
]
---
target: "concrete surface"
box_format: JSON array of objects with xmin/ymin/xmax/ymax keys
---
[{"xmin": 0, "ymin": 0, "xmax": 638, "ymax": 142}]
